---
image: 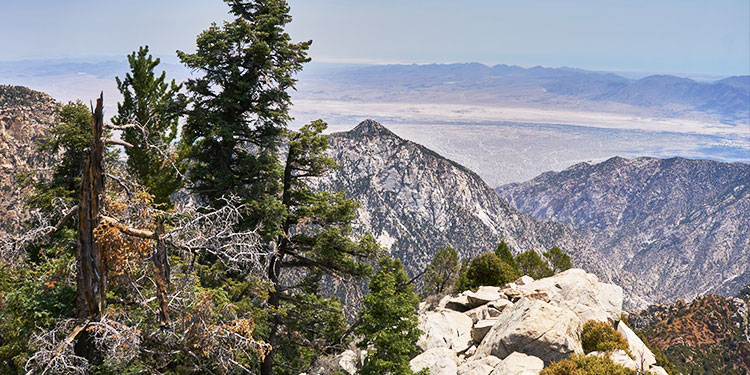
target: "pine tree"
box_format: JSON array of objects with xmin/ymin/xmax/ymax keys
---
[
  {"xmin": 454, "ymin": 258, "xmax": 471, "ymax": 293},
  {"xmin": 494, "ymin": 240, "xmax": 519, "ymax": 273},
  {"xmin": 357, "ymin": 257, "xmax": 424, "ymax": 375},
  {"xmin": 267, "ymin": 121, "xmax": 379, "ymax": 374},
  {"xmin": 516, "ymin": 250, "xmax": 554, "ymax": 279},
  {"xmin": 544, "ymin": 246, "xmax": 572, "ymax": 273},
  {"xmin": 177, "ymin": 0, "xmax": 311, "ymax": 236},
  {"xmin": 178, "ymin": 3, "xmax": 378, "ymax": 373},
  {"xmin": 28, "ymin": 101, "xmax": 93, "ymax": 215},
  {"xmin": 423, "ymin": 246, "xmax": 460, "ymax": 297},
  {"xmin": 113, "ymin": 46, "xmax": 184, "ymax": 206}
]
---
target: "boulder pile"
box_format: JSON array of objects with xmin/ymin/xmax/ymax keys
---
[{"xmin": 317, "ymin": 269, "xmax": 671, "ymax": 375}]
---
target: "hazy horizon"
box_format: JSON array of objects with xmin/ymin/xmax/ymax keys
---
[{"xmin": 1, "ymin": 0, "xmax": 748, "ymax": 77}]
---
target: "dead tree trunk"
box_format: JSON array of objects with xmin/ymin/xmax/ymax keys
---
[
  {"xmin": 151, "ymin": 219, "xmax": 171, "ymax": 327},
  {"xmin": 74, "ymin": 93, "xmax": 106, "ymax": 365}
]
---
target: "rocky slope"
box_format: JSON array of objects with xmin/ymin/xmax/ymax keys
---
[
  {"xmin": 497, "ymin": 156, "xmax": 750, "ymax": 308},
  {"xmin": 629, "ymin": 289, "xmax": 750, "ymax": 375},
  {"xmin": 316, "ymin": 269, "xmax": 672, "ymax": 375},
  {"xmin": 319, "ymin": 120, "xmax": 611, "ymax": 284},
  {"xmin": 0, "ymin": 85, "xmax": 57, "ymax": 232}
]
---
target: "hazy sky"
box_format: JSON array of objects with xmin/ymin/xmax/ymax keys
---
[{"xmin": 1, "ymin": 0, "xmax": 749, "ymax": 76}]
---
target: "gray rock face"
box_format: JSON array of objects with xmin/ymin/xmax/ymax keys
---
[
  {"xmin": 497, "ymin": 156, "xmax": 750, "ymax": 308},
  {"xmin": 475, "ymin": 298, "xmax": 583, "ymax": 364},
  {"xmin": 319, "ymin": 120, "xmax": 610, "ymax": 301}
]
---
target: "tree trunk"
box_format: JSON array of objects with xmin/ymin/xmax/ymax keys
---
[
  {"xmin": 74, "ymin": 93, "xmax": 106, "ymax": 365},
  {"xmin": 151, "ymin": 219, "xmax": 171, "ymax": 327}
]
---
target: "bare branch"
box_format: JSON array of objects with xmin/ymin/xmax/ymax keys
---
[
  {"xmin": 163, "ymin": 196, "xmax": 269, "ymax": 273},
  {"xmin": 104, "ymin": 123, "xmax": 138, "ymax": 131},
  {"xmin": 100, "ymin": 216, "xmax": 156, "ymax": 239},
  {"xmin": 104, "ymin": 139, "xmax": 134, "ymax": 148}
]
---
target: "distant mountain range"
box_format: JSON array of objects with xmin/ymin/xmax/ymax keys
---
[
  {"xmin": 296, "ymin": 62, "xmax": 750, "ymax": 124},
  {"xmin": 497, "ymin": 156, "xmax": 750, "ymax": 306},
  {"xmin": 2, "ymin": 84, "xmax": 747, "ymax": 314}
]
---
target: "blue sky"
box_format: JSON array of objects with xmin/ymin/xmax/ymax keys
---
[{"xmin": 1, "ymin": 0, "xmax": 748, "ymax": 76}]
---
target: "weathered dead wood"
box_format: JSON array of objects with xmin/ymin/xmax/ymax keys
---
[
  {"xmin": 100, "ymin": 216, "xmax": 156, "ymax": 239},
  {"xmin": 74, "ymin": 92, "xmax": 106, "ymax": 364},
  {"xmin": 151, "ymin": 220, "xmax": 171, "ymax": 326},
  {"xmin": 104, "ymin": 139, "xmax": 134, "ymax": 148}
]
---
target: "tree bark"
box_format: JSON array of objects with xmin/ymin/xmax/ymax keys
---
[
  {"xmin": 74, "ymin": 93, "xmax": 107, "ymax": 365},
  {"xmin": 261, "ymin": 145, "xmax": 297, "ymax": 375},
  {"xmin": 151, "ymin": 219, "xmax": 171, "ymax": 327}
]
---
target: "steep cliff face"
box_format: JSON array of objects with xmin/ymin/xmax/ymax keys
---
[
  {"xmin": 0, "ymin": 85, "xmax": 57, "ymax": 231},
  {"xmin": 497, "ymin": 156, "xmax": 750, "ymax": 307},
  {"xmin": 319, "ymin": 120, "xmax": 610, "ymax": 284}
]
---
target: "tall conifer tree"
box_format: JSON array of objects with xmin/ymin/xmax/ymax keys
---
[
  {"xmin": 178, "ymin": 2, "xmax": 378, "ymax": 373},
  {"xmin": 113, "ymin": 46, "xmax": 183, "ymax": 206}
]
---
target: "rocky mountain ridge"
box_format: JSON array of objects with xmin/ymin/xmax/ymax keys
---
[
  {"xmin": 497, "ymin": 156, "xmax": 750, "ymax": 308},
  {"xmin": 319, "ymin": 120, "xmax": 612, "ymax": 287}
]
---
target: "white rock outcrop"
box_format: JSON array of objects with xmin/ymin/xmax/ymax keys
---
[
  {"xmin": 617, "ymin": 321, "xmax": 656, "ymax": 369},
  {"xmin": 517, "ymin": 268, "xmax": 623, "ymax": 323},
  {"xmin": 464, "ymin": 286, "xmax": 505, "ymax": 308},
  {"xmin": 489, "ymin": 351, "xmax": 544, "ymax": 375},
  {"xmin": 471, "ymin": 319, "xmax": 498, "ymax": 343},
  {"xmin": 515, "ymin": 275, "xmax": 534, "ymax": 286},
  {"xmin": 410, "ymin": 347, "xmax": 458, "ymax": 375},
  {"xmin": 418, "ymin": 310, "xmax": 474, "ymax": 351},
  {"xmin": 457, "ymin": 355, "xmax": 502, "ymax": 375},
  {"xmin": 475, "ymin": 298, "xmax": 583, "ymax": 364}
]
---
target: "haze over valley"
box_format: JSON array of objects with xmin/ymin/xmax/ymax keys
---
[{"xmin": 1, "ymin": 59, "xmax": 748, "ymax": 186}]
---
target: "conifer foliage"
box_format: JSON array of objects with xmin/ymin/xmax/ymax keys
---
[
  {"xmin": 177, "ymin": 1, "xmax": 379, "ymax": 374},
  {"xmin": 112, "ymin": 46, "xmax": 184, "ymax": 206},
  {"xmin": 422, "ymin": 246, "xmax": 460, "ymax": 296},
  {"xmin": 356, "ymin": 257, "xmax": 425, "ymax": 375}
]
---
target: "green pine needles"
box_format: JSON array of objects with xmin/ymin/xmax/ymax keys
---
[{"xmin": 357, "ymin": 257, "xmax": 426, "ymax": 375}]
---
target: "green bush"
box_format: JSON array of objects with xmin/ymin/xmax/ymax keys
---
[
  {"xmin": 543, "ymin": 246, "xmax": 572, "ymax": 273},
  {"xmin": 540, "ymin": 354, "xmax": 639, "ymax": 375},
  {"xmin": 581, "ymin": 320, "xmax": 630, "ymax": 354},
  {"xmin": 465, "ymin": 253, "xmax": 519, "ymax": 290},
  {"xmin": 516, "ymin": 250, "xmax": 554, "ymax": 279},
  {"xmin": 422, "ymin": 247, "xmax": 460, "ymax": 297}
]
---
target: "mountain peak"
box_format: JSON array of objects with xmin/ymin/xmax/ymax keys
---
[{"xmin": 348, "ymin": 119, "xmax": 400, "ymax": 139}]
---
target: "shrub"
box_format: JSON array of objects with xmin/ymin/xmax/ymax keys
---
[
  {"xmin": 516, "ymin": 250, "xmax": 554, "ymax": 279},
  {"xmin": 581, "ymin": 320, "xmax": 630, "ymax": 354},
  {"xmin": 540, "ymin": 354, "xmax": 639, "ymax": 375},
  {"xmin": 422, "ymin": 247, "xmax": 460, "ymax": 297},
  {"xmin": 465, "ymin": 253, "xmax": 519, "ymax": 290},
  {"xmin": 543, "ymin": 246, "xmax": 572, "ymax": 273}
]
